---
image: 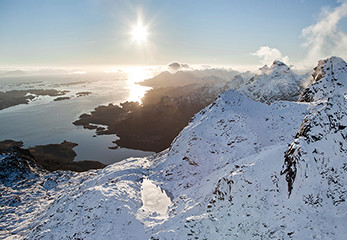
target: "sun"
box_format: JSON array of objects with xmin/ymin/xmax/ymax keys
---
[{"xmin": 131, "ymin": 24, "xmax": 148, "ymax": 44}]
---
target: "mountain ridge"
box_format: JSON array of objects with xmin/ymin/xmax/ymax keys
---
[{"xmin": 0, "ymin": 56, "xmax": 346, "ymax": 239}]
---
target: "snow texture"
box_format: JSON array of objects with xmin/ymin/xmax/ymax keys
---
[
  {"xmin": 0, "ymin": 57, "xmax": 346, "ymax": 239},
  {"xmin": 238, "ymin": 60, "xmax": 304, "ymax": 104}
]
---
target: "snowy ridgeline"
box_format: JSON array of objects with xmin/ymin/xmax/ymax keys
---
[
  {"xmin": 141, "ymin": 59, "xmax": 308, "ymax": 105},
  {"xmin": 0, "ymin": 57, "xmax": 346, "ymax": 239}
]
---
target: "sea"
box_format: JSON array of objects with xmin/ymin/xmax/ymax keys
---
[{"xmin": 0, "ymin": 68, "xmax": 156, "ymax": 165}]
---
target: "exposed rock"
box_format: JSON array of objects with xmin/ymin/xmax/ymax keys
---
[
  {"xmin": 0, "ymin": 140, "xmax": 24, "ymax": 153},
  {"xmin": 0, "ymin": 146, "xmax": 44, "ymax": 186},
  {"xmin": 299, "ymin": 56, "xmax": 347, "ymax": 102}
]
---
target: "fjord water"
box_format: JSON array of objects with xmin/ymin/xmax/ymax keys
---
[{"xmin": 0, "ymin": 71, "xmax": 153, "ymax": 165}]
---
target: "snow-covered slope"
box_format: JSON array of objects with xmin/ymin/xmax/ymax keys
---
[
  {"xmin": 0, "ymin": 57, "xmax": 346, "ymax": 239},
  {"xmin": 0, "ymin": 147, "xmax": 75, "ymax": 239},
  {"xmin": 0, "ymin": 148, "xmax": 149, "ymax": 239},
  {"xmin": 150, "ymin": 90, "xmax": 308, "ymax": 195}
]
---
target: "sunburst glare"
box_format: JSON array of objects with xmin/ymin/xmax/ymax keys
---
[{"xmin": 131, "ymin": 24, "xmax": 148, "ymax": 44}]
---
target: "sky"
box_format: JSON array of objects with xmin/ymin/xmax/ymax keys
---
[{"xmin": 0, "ymin": 0, "xmax": 346, "ymax": 69}]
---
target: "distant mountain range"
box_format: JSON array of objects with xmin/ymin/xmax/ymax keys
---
[
  {"xmin": 0, "ymin": 70, "xmax": 26, "ymax": 77},
  {"xmin": 141, "ymin": 60, "xmax": 307, "ymax": 104}
]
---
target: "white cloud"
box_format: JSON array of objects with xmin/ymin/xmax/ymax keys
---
[
  {"xmin": 301, "ymin": 2, "xmax": 347, "ymax": 64},
  {"xmin": 252, "ymin": 46, "xmax": 290, "ymax": 66}
]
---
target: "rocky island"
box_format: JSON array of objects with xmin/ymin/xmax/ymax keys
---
[
  {"xmin": 0, "ymin": 140, "xmax": 105, "ymax": 172},
  {"xmin": 0, "ymin": 89, "xmax": 69, "ymax": 110}
]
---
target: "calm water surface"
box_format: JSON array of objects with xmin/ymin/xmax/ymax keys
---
[{"xmin": 0, "ymin": 71, "xmax": 154, "ymax": 165}]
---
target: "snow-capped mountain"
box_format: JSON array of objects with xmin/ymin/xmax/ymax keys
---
[
  {"xmin": 239, "ymin": 60, "xmax": 304, "ymax": 104},
  {"xmin": 0, "ymin": 57, "xmax": 346, "ymax": 239},
  {"xmin": 141, "ymin": 60, "xmax": 306, "ymax": 105}
]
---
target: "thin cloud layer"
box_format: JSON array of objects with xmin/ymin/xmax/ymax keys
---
[
  {"xmin": 252, "ymin": 46, "xmax": 290, "ymax": 66},
  {"xmin": 301, "ymin": 1, "xmax": 347, "ymax": 64}
]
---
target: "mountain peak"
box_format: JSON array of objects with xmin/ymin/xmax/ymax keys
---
[
  {"xmin": 313, "ymin": 56, "xmax": 347, "ymax": 82},
  {"xmin": 242, "ymin": 59, "xmax": 301, "ymax": 104},
  {"xmin": 269, "ymin": 60, "xmax": 290, "ymax": 72},
  {"xmin": 272, "ymin": 60, "xmax": 287, "ymax": 67},
  {"xmin": 299, "ymin": 56, "xmax": 347, "ymax": 102},
  {"xmin": 258, "ymin": 60, "xmax": 290, "ymax": 75}
]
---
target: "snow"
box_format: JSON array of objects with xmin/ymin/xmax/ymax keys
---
[
  {"xmin": 140, "ymin": 178, "xmax": 171, "ymax": 215},
  {"xmin": 238, "ymin": 60, "xmax": 304, "ymax": 104},
  {"xmin": 0, "ymin": 56, "xmax": 346, "ymax": 239}
]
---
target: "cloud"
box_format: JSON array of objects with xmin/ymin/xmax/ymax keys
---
[
  {"xmin": 252, "ymin": 46, "xmax": 290, "ymax": 66},
  {"xmin": 167, "ymin": 62, "xmax": 190, "ymax": 71},
  {"xmin": 301, "ymin": 1, "xmax": 347, "ymax": 64},
  {"xmin": 168, "ymin": 62, "xmax": 181, "ymax": 71}
]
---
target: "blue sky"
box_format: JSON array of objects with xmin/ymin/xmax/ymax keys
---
[{"xmin": 0, "ymin": 0, "xmax": 346, "ymax": 68}]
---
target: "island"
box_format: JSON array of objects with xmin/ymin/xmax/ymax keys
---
[
  {"xmin": 0, "ymin": 89, "xmax": 69, "ymax": 110},
  {"xmin": 53, "ymin": 96, "xmax": 71, "ymax": 101},
  {"xmin": 0, "ymin": 140, "xmax": 106, "ymax": 172},
  {"xmin": 76, "ymin": 91, "xmax": 92, "ymax": 97}
]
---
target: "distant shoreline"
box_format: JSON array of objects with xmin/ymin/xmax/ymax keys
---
[{"xmin": 0, "ymin": 89, "xmax": 68, "ymax": 110}]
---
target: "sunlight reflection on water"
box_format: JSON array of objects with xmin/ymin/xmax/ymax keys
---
[
  {"xmin": 126, "ymin": 67, "xmax": 153, "ymax": 103},
  {"xmin": 127, "ymin": 84, "xmax": 151, "ymax": 103}
]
